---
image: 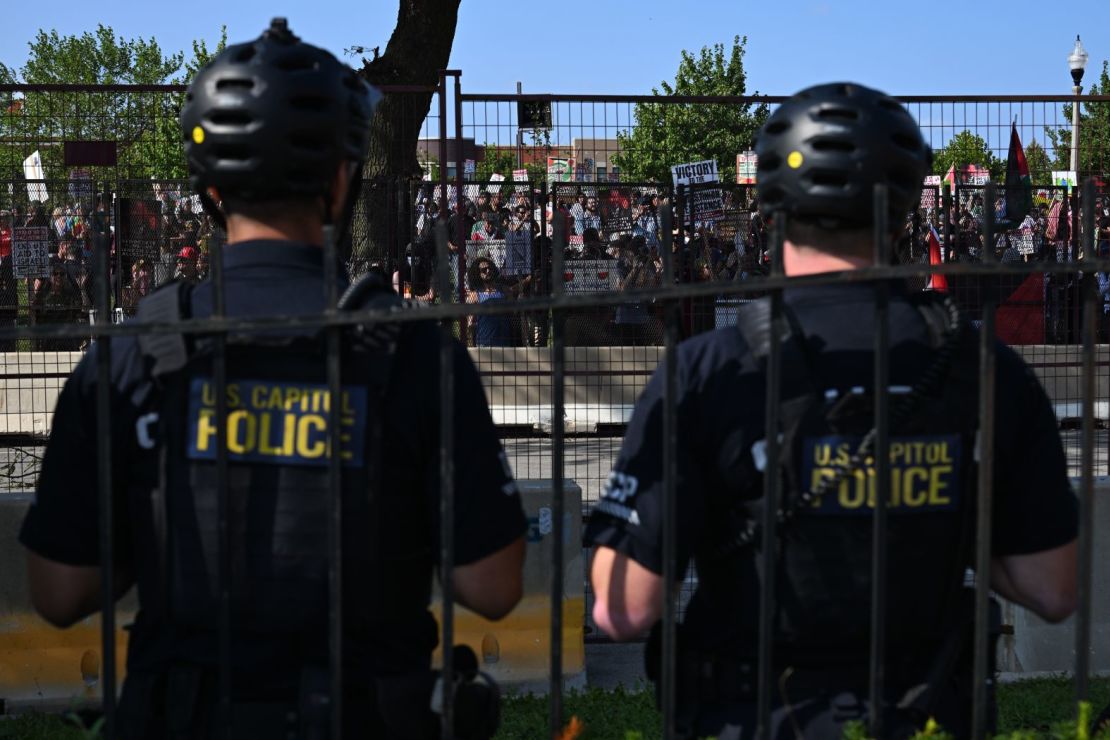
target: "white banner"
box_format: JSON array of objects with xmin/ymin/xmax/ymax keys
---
[
  {"xmin": 564, "ymin": 259, "xmax": 619, "ymax": 293},
  {"xmin": 23, "ymin": 151, "xmax": 48, "ymax": 204},
  {"xmin": 12, "ymin": 226, "xmax": 51, "ymax": 278}
]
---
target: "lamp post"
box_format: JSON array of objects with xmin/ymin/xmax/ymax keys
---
[{"xmin": 1068, "ymin": 35, "xmax": 1089, "ymax": 175}]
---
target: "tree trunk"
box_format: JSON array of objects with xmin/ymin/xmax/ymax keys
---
[{"xmin": 354, "ymin": 0, "xmax": 460, "ymax": 273}]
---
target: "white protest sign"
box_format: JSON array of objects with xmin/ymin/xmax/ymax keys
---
[
  {"xmin": 735, "ymin": 151, "xmax": 757, "ymax": 185},
  {"xmin": 23, "ymin": 151, "xmax": 48, "ymax": 204},
  {"xmin": 563, "ymin": 259, "xmax": 619, "ymax": 293},
  {"xmin": 488, "ymin": 173, "xmax": 505, "ymax": 193},
  {"xmin": 671, "ymin": 159, "xmax": 723, "ymax": 223},
  {"xmin": 12, "ymin": 226, "xmax": 51, "ymax": 278}
]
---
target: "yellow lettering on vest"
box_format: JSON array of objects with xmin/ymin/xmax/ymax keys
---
[
  {"xmin": 340, "ymin": 432, "xmax": 353, "ymax": 461},
  {"xmin": 814, "ymin": 444, "xmax": 831, "ymax": 466},
  {"xmin": 265, "ymin": 387, "xmax": 282, "ymax": 410},
  {"xmin": 297, "ymin": 415, "xmax": 327, "ymax": 458},
  {"xmin": 251, "ymin": 385, "xmax": 267, "ymax": 410},
  {"xmin": 201, "ymin": 382, "xmax": 214, "ymax": 407},
  {"xmin": 929, "ymin": 465, "xmax": 952, "ymax": 505},
  {"xmin": 282, "ymin": 414, "xmax": 296, "ymax": 456},
  {"xmin": 939, "ymin": 442, "xmax": 952, "ymax": 464},
  {"xmin": 284, "ymin": 387, "xmax": 301, "ymax": 411},
  {"xmin": 839, "ymin": 469, "xmax": 867, "ymax": 509},
  {"xmin": 902, "ymin": 467, "xmax": 928, "ymax": 506},
  {"xmin": 834, "ymin": 443, "xmax": 851, "ymax": 466},
  {"xmin": 889, "ymin": 442, "xmax": 904, "ymax": 466},
  {"xmin": 228, "ymin": 410, "xmax": 256, "ymax": 454},
  {"xmin": 342, "ymin": 391, "xmax": 355, "ymax": 415},
  {"xmin": 196, "ymin": 408, "xmax": 217, "ymax": 451},
  {"xmin": 226, "ymin": 384, "xmax": 240, "ymax": 408},
  {"xmin": 257, "ymin": 413, "xmax": 280, "ymax": 455}
]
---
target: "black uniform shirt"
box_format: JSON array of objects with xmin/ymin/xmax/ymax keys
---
[
  {"xmin": 586, "ymin": 281, "xmax": 1077, "ymax": 648},
  {"xmin": 21, "ymin": 240, "xmax": 526, "ymax": 686}
]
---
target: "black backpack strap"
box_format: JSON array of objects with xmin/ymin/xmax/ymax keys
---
[{"xmin": 135, "ymin": 281, "xmax": 194, "ymax": 381}]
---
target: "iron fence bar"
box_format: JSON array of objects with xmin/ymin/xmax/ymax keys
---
[
  {"xmin": 659, "ymin": 195, "xmax": 678, "ymax": 740},
  {"xmin": 971, "ymin": 183, "xmax": 998, "ymax": 740},
  {"xmin": 756, "ymin": 212, "xmax": 787, "ymax": 737},
  {"xmin": 943, "ymin": 185, "xmax": 952, "ymax": 264},
  {"xmin": 209, "ymin": 208, "xmax": 233, "ymax": 740},
  {"xmin": 434, "ymin": 218, "xmax": 456, "ymax": 739},
  {"xmin": 1075, "ymin": 179, "xmax": 1097, "ymax": 707},
  {"xmin": 868, "ymin": 185, "xmax": 891, "ymax": 738},
  {"xmin": 95, "ymin": 183, "xmax": 116, "ymax": 739},
  {"xmin": 323, "ymin": 220, "xmax": 345, "ymax": 739},
  {"xmin": 457, "ymin": 92, "xmax": 1110, "ymax": 105},
  {"xmin": 452, "ymin": 72, "xmax": 466, "ymax": 318},
  {"xmin": 549, "ymin": 209, "xmax": 567, "ymax": 736}
]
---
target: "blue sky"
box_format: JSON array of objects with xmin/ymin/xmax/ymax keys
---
[{"xmin": 4, "ymin": 0, "xmax": 1109, "ymax": 97}]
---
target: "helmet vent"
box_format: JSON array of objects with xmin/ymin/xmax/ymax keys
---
[
  {"xmin": 810, "ymin": 171, "xmax": 849, "ymax": 188},
  {"xmin": 275, "ymin": 53, "xmax": 316, "ymax": 71},
  {"xmin": 758, "ymin": 154, "xmax": 782, "ymax": 171},
  {"xmin": 290, "ymin": 94, "xmax": 330, "ymax": 111},
  {"xmin": 816, "ymin": 107, "xmax": 859, "ymax": 122},
  {"xmin": 811, "ymin": 139, "xmax": 855, "ymax": 153},
  {"xmin": 290, "ymin": 133, "xmax": 328, "ymax": 152},
  {"xmin": 216, "ymin": 78, "xmax": 254, "ymax": 92},
  {"xmin": 208, "ymin": 110, "xmax": 253, "ymax": 127},
  {"xmin": 214, "ymin": 144, "xmax": 251, "ymax": 161}
]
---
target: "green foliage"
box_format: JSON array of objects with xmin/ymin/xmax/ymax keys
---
[
  {"xmin": 1025, "ymin": 140, "xmax": 1053, "ymax": 185},
  {"xmin": 1045, "ymin": 60, "xmax": 1110, "ymax": 181},
  {"xmin": 932, "ymin": 130, "xmax": 1001, "ymax": 179},
  {"xmin": 612, "ymin": 36, "xmax": 769, "ymax": 184},
  {"xmin": 0, "ymin": 25, "xmax": 226, "ymax": 182},
  {"xmin": 496, "ymin": 686, "xmax": 660, "ymax": 739}
]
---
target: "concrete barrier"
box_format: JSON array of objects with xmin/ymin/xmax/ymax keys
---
[
  {"xmin": 0, "ymin": 346, "xmax": 1105, "ymax": 436},
  {"xmin": 0, "ymin": 480, "xmax": 585, "ymax": 708},
  {"xmin": 996, "ymin": 477, "xmax": 1110, "ymax": 676},
  {"xmin": 430, "ymin": 479, "xmax": 585, "ymax": 694}
]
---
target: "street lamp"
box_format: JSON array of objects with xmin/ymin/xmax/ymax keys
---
[{"xmin": 1068, "ymin": 35, "xmax": 1089, "ymax": 174}]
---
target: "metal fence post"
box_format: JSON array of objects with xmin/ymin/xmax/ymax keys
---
[
  {"xmin": 1075, "ymin": 179, "xmax": 1097, "ymax": 708},
  {"xmin": 971, "ymin": 183, "xmax": 998, "ymax": 740},
  {"xmin": 756, "ymin": 211, "xmax": 787, "ymax": 737},
  {"xmin": 659, "ymin": 193, "xmax": 678, "ymax": 740},
  {"xmin": 868, "ymin": 185, "xmax": 892, "ymax": 738},
  {"xmin": 434, "ymin": 218, "xmax": 456, "ymax": 739},
  {"xmin": 549, "ymin": 211, "xmax": 568, "ymax": 735},
  {"xmin": 95, "ymin": 181, "xmax": 117, "ymax": 739}
]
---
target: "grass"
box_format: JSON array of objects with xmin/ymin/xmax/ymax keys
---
[{"xmin": 4, "ymin": 678, "xmax": 1109, "ymax": 739}]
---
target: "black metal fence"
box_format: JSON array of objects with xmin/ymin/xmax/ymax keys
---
[{"xmin": 1, "ymin": 79, "xmax": 1108, "ymax": 738}]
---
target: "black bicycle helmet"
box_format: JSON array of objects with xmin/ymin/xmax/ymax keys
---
[
  {"xmin": 180, "ymin": 18, "xmax": 380, "ymax": 208},
  {"xmin": 755, "ymin": 82, "xmax": 930, "ymax": 229}
]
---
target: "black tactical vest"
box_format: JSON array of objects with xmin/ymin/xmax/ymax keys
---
[
  {"xmin": 130, "ymin": 279, "xmax": 432, "ymax": 640},
  {"xmin": 705, "ymin": 291, "xmax": 980, "ymax": 664}
]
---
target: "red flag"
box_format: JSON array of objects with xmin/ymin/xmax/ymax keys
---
[{"xmin": 926, "ymin": 225, "xmax": 947, "ymax": 292}]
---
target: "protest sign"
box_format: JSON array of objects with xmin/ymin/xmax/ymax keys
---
[
  {"xmin": 1051, "ymin": 170, "xmax": 1077, "ymax": 190},
  {"xmin": 672, "ymin": 159, "xmax": 724, "ymax": 224},
  {"xmin": 547, "ymin": 157, "xmax": 575, "ymax": 184},
  {"xmin": 488, "ymin": 173, "xmax": 505, "ymax": 193},
  {"xmin": 735, "ymin": 151, "xmax": 757, "ymax": 185},
  {"xmin": 119, "ymin": 199, "xmax": 162, "ymax": 261},
  {"xmin": 12, "ymin": 226, "xmax": 50, "ymax": 278},
  {"xmin": 23, "ymin": 151, "xmax": 48, "ymax": 204},
  {"xmin": 563, "ymin": 259, "xmax": 619, "ymax": 293}
]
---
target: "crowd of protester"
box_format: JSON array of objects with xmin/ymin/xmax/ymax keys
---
[
  {"xmin": 3, "ymin": 180, "xmax": 1109, "ymax": 351},
  {"xmin": 0, "ymin": 186, "xmax": 220, "ymax": 351}
]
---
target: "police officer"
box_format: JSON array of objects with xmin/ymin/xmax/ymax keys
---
[
  {"xmin": 586, "ymin": 83, "xmax": 1078, "ymax": 739},
  {"xmin": 20, "ymin": 19, "xmax": 526, "ymax": 739}
]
